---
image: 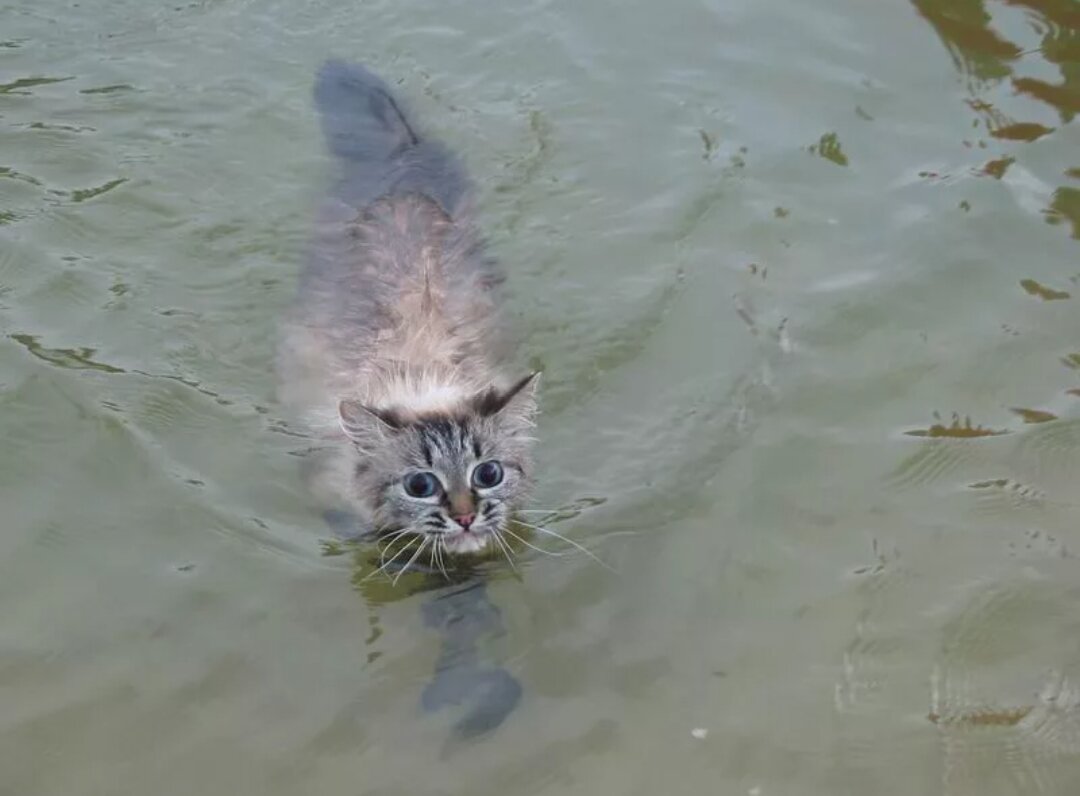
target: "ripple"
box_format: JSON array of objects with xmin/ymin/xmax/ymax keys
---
[
  {"xmin": 1020, "ymin": 279, "xmax": 1071, "ymax": 301},
  {"xmin": 530, "ymin": 274, "xmax": 684, "ymax": 416},
  {"xmin": 1013, "ymin": 77, "xmax": 1080, "ymax": 121},
  {"xmin": 1013, "ymin": 418, "xmax": 1080, "ymax": 482},
  {"xmin": 9, "ymin": 333, "xmax": 124, "ymax": 374},
  {"xmin": 1007, "ymin": 528, "xmax": 1070, "ymax": 561},
  {"xmin": 0, "ymin": 166, "xmax": 43, "ymax": 187},
  {"xmin": 1045, "ymin": 187, "xmax": 1080, "ymax": 239},
  {"xmin": 78, "ymin": 84, "xmax": 135, "ymax": 95},
  {"xmin": 1025, "ymin": 675, "xmax": 1080, "ymax": 757},
  {"xmin": 836, "ymin": 550, "xmax": 914, "ymax": 713},
  {"xmin": 991, "ymin": 122, "xmax": 1055, "ymax": 142},
  {"xmin": 7, "ymin": 329, "xmax": 251, "ymax": 412},
  {"xmin": 904, "ymin": 413, "xmax": 1010, "ymax": 439},
  {"xmin": 25, "ymin": 121, "xmax": 96, "ymax": 133},
  {"xmin": 69, "ymin": 178, "xmax": 127, "ymax": 204},
  {"xmin": 931, "ymin": 667, "xmax": 1080, "ymax": 794},
  {"xmin": 967, "ymin": 477, "xmax": 1047, "ymax": 509},
  {"xmin": 0, "ymin": 76, "xmax": 74, "ymax": 95},
  {"xmin": 1011, "ymin": 407, "xmax": 1058, "ymax": 424},
  {"xmin": 888, "ymin": 441, "xmax": 976, "ymax": 489},
  {"xmin": 912, "ymin": 0, "xmax": 1022, "ymax": 83},
  {"xmin": 938, "ymin": 581, "xmax": 1051, "ymax": 664}
]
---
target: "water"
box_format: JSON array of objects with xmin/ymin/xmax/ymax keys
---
[{"xmin": 2, "ymin": 0, "xmax": 1079, "ymax": 793}]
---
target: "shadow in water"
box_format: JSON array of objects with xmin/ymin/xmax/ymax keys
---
[
  {"xmin": 356, "ymin": 548, "xmax": 522, "ymax": 750},
  {"xmin": 321, "ymin": 509, "xmax": 588, "ymax": 752}
]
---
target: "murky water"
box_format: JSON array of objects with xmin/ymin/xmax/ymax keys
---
[{"xmin": 3, "ymin": 0, "xmax": 1080, "ymax": 793}]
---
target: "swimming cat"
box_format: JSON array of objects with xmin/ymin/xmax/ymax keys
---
[{"xmin": 278, "ymin": 60, "xmax": 539, "ymax": 558}]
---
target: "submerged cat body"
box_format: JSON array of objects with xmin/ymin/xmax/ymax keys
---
[{"xmin": 279, "ymin": 61, "xmax": 538, "ymax": 555}]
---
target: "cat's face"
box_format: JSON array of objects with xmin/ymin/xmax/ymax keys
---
[
  {"xmin": 341, "ymin": 374, "xmax": 538, "ymax": 556},
  {"xmin": 367, "ymin": 416, "xmax": 530, "ymax": 555}
]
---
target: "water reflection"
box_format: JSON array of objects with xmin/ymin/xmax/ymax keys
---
[
  {"xmin": 905, "ymin": 412, "xmax": 1009, "ymax": 438},
  {"xmin": 914, "ymin": 0, "xmax": 1021, "ymax": 80},
  {"xmin": 903, "ymin": 9, "xmax": 1080, "ymax": 789},
  {"xmin": 1046, "ymin": 185, "xmax": 1080, "ymax": 237},
  {"xmin": 342, "ymin": 538, "xmax": 526, "ymax": 745},
  {"xmin": 1020, "ymin": 278, "xmax": 1071, "ymax": 300},
  {"xmin": 914, "ymin": 0, "xmax": 1080, "ymax": 235}
]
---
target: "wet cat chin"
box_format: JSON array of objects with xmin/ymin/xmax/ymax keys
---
[{"xmin": 439, "ymin": 529, "xmax": 494, "ymax": 556}]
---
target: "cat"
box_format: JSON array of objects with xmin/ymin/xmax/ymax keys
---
[{"xmin": 278, "ymin": 60, "xmax": 539, "ymax": 558}]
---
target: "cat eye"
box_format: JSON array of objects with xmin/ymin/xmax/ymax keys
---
[
  {"xmin": 472, "ymin": 460, "xmax": 504, "ymax": 489},
  {"xmin": 404, "ymin": 471, "xmax": 439, "ymax": 498}
]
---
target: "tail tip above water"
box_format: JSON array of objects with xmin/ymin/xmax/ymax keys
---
[
  {"xmin": 314, "ymin": 58, "xmax": 389, "ymax": 111},
  {"xmin": 311, "ymin": 58, "xmax": 468, "ymax": 213},
  {"xmin": 313, "ymin": 57, "xmax": 420, "ymax": 161}
]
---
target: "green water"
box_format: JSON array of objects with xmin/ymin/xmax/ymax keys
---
[{"xmin": 2, "ymin": 0, "xmax": 1080, "ymax": 793}]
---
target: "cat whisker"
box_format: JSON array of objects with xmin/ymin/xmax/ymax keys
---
[
  {"xmin": 363, "ymin": 533, "xmax": 418, "ymax": 582},
  {"xmin": 376, "ymin": 529, "xmax": 414, "ymax": 566},
  {"xmin": 440, "ymin": 537, "xmax": 451, "ymax": 579},
  {"xmin": 427, "ymin": 535, "xmax": 437, "ymax": 575},
  {"xmin": 513, "ymin": 519, "xmax": 614, "ymax": 571},
  {"xmin": 432, "ymin": 535, "xmax": 450, "ymax": 580},
  {"xmin": 491, "ymin": 530, "xmax": 519, "ymax": 574},
  {"xmin": 502, "ymin": 526, "xmax": 570, "ymax": 558},
  {"xmin": 392, "ymin": 536, "xmax": 431, "ymax": 586},
  {"xmin": 378, "ymin": 528, "xmax": 412, "ymax": 548}
]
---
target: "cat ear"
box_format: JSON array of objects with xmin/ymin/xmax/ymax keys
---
[
  {"xmin": 338, "ymin": 399, "xmax": 404, "ymax": 444},
  {"xmin": 469, "ymin": 371, "xmax": 540, "ymax": 419}
]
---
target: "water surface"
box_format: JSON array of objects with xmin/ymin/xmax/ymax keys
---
[{"xmin": 2, "ymin": 0, "xmax": 1079, "ymax": 793}]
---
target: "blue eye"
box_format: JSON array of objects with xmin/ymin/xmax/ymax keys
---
[
  {"xmin": 404, "ymin": 472, "xmax": 439, "ymax": 498},
  {"xmin": 472, "ymin": 461, "xmax": 504, "ymax": 489}
]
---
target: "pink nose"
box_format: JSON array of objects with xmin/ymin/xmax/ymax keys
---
[{"xmin": 454, "ymin": 513, "xmax": 476, "ymax": 530}]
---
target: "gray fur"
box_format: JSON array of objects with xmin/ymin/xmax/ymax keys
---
[{"xmin": 278, "ymin": 60, "xmax": 538, "ymax": 554}]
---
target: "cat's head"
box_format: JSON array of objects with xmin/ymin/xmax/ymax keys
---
[{"xmin": 339, "ymin": 372, "xmax": 539, "ymax": 556}]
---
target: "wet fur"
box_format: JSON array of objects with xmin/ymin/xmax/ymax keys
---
[{"xmin": 278, "ymin": 61, "xmax": 537, "ymax": 553}]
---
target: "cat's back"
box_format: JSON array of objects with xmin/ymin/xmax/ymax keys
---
[
  {"xmin": 296, "ymin": 188, "xmax": 496, "ymax": 344},
  {"xmin": 278, "ymin": 61, "xmax": 504, "ymax": 422}
]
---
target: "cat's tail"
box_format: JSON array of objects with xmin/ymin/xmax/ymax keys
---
[{"xmin": 313, "ymin": 59, "xmax": 468, "ymax": 214}]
